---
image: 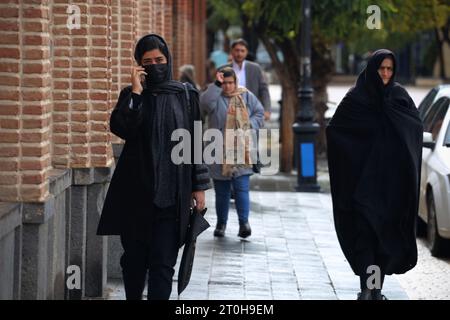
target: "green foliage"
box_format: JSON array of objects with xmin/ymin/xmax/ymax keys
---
[
  {"xmin": 348, "ymin": 0, "xmax": 449, "ymax": 55},
  {"xmin": 209, "ymin": 0, "xmax": 450, "ymax": 54},
  {"xmin": 312, "ymin": 0, "xmax": 389, "ymax": 41},
  {"xmin": 422, "ymin": 39, "xmax": 439, "ymax": 76},
  {"xmin": 387, "ymin": 0, "xmax": 449, "ymax": 32},
  {"xmin": 207, "ymin": 0, "xmax": 241, "ymax": 31},
  {"xmin": 241, "ymin": 0, "xmax": 302, "ymax": 38}
]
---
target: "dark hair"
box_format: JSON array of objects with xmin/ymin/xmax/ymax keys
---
[
  {"xmin": 246, "ymin": 52, "xmax": 256, "ymax": 62},
  {"xmin": 134, "ymin": 35, "xmax": 168, "ymax": 63},
  {"xmin": 219, "ymin": 66, "xmax": 237, "ymax": 83},
  {"xmin": 231, "ymin": 38, "xmax": 249, "ymax": 50}
]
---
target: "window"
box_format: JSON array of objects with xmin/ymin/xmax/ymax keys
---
[
  {"xmin": 444, "ymin": 122, "xmax": 450, "ymax": 147},
  {"xmin": 424, "ymin": 97, "xmax": 449, "ymax": 141},
  {"xmin": 418, "ymin": 88, "xmax": 437, "ymax": 120}
]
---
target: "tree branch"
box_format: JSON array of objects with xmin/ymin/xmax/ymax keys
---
[
  {"xmin": 442, "ymin": 17, "xmax": 450, "ymax": 44},
  {"xmin": 259, "ymin": 34, "xmax": 284, "ymax": 74}
]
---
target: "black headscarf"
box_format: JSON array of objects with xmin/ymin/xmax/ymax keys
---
[
  {"xmin": 134, "ymin": 34, "xmax": 190, "ymax": 208},
  {"xmin": 326, "ymin": 49, "xmax": 423, "ymax": 275},
  {"xmin": 134, "ymin": 33, "xmax": 186, "ymax": 93},
  {"xmin": 351, "ymin": 49, "xmax": 396, "ymax": 110}
]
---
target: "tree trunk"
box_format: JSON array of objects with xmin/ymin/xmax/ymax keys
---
[
  {"xmin": 259, "ymin": 35, "xmax": 299, "ymax": 173},
  {"xmin": 435, "ymin": 28, "xmax": 447, "ymax": 80},
  {"xmin": 439, "ymin": 18, "xmax": 450, "ymax": 80},
  {"xmin": 241, "ymin": 14, "xmax": 259, "ymax": 56},
  {"xmin": 313, "ymin": 85, "xmax": 329, "ymax": 155},
  {"xmin": 312, "ymin": 37, "xmax": 335, "ymax": 155},
  {"xmin": 279, "ymin": 82, "xmax": 297, "ymax": 172},
  {"xmin": 277, "ymin": 40, "xmax": 300, "ymax": 172}
]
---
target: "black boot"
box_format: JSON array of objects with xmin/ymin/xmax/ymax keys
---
[
  {"xmin": 238, "ymin": 222, "xmax": 251, "ymax": 238},
  {"xmin": 372, "ymin": 289, "xmax": 388, "ymax": 300},
  {"xmin": 357, "ymin": 288, "xmax": 373, "ymax": 300},
  {"xmin": 214, "ymin": 223, "xmax": 226, "ymax": 237}
]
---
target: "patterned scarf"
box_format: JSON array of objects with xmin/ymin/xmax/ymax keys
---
[{"xmin": 222, "ymin": 87, "xmax": 253, "ymax": 177}]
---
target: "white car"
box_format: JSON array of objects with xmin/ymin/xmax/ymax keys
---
[{"xmin": 417, "ymin": 85, "xmax": 450, "ymax": 257}]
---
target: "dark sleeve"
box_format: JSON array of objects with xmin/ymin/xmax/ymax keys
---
[
  {"xmin": 110, "ymin": 86, "xmax": 144, "ymax": 140},
  {"xmin": 188, "ymin": 88, "xmax": 212, "ymax": 191},
  {"xmin": 257, "ymin": 65, "xmax": 271, "ymax": 113}
]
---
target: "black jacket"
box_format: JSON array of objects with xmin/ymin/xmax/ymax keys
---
[
  {"xmin": 97, "ymin": 85, "xmax": 211, "ymax": 247},
  {"xmin": 97, "ymin": 34, "xmax": 211, "ymax": 248}
]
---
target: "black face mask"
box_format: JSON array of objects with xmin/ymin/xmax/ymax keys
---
[{"xmin": 143, "ymin": 64, "xmax": 168, "ymax": 86}]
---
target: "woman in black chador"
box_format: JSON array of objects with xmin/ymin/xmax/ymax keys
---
[
  {"xmin": 97, "ymin": 34, "xmax": 211, "ymax": 300},
  {"xmin": 326, "ymin": 49, "xmax": 423, "ymax": 300}
]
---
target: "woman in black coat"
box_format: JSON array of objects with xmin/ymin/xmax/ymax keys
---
[
  {"xmin": 326, "ymin": 49, "xmax": 423, "ymax": 300},
  {"xmin": 97, "ymin": 34, "xmax": 211, "ymax": 300}
]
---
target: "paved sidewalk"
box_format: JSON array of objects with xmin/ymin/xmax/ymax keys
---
[{"xmin": 106, "ymin": 174, "xmax": 409, "ymax": 300}]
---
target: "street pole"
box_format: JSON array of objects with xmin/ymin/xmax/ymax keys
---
[{"xmin": 293, "ymin": 0, "xmax": 321, "ymax": 192}]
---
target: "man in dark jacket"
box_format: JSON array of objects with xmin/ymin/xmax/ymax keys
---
[
  {"xmin": 228, "ymin": 38, "xmax": 271, "ymax": 121},
  {"xmin": 97, "ymin": 34, "xmax": 211, "ymax": 300}
]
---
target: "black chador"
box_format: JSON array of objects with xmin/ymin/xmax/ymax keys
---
[{"xmin": 326, "ymin": 49, "xmax": 423, "ymax": 299}]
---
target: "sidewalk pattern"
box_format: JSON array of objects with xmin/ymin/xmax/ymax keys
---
[
  {"xmin": 106, "ymin": 187, "xmax": 409, "ymax": 300},
  {"xmin": 171, "ymin": 189, "xmax": 408, "ymax": 300}
]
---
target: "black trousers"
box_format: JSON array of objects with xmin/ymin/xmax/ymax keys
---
[{"xmin": 120, "ymin": 206, "xmax": 179, "ymax": 300}]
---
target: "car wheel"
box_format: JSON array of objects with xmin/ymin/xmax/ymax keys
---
[{"xmin": 427, "ymin": 192, "xmax": 447, "ymax": 257}]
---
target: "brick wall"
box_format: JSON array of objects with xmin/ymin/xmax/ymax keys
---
[
  {"xmin": 0, "ymin": 0, "xmax": 207, "ymax": 203},
  {"xmin": 192, "ymin": 0, "xmax": 207, "ymax": 86},
  {"xmin": 172, "ymin": 0, "xmax": 207, "ymax": 85},
  {"xmin": 0, "ymin": 0, "xmax": 52, "ymax": 202}
]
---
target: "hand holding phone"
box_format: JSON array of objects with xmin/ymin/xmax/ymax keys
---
[{"xmin": 131, "ymin": 66, "xmax": 147, "ymax": 94}]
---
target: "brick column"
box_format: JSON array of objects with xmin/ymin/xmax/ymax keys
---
[
  {"xmin": 111, "ymin": 0, "xmax": 120, "ymax": 143},
  {"xmin": 192, "ymin": 0, "xmax": 207, "ymax": 86},
  {"xmin": 71, "ymin": 2, "xmax": 90, "ymax": 169},
  {"xmin": 13, "ymin": 0, "xmax": 55, "ymax": 300},
  {"xmin": 173, "ymin": 0, "xmax": 195, "ymax": 79},
  {"xmin": 138, "ymin": 0, "xmax": 152, "ymax": 38},
  {"xmin": 52, "ymin": 0, "xmax": 113, "ymax": 299},
  {"xmin": 107, "ymin": 0, "xmax": 138, "ymax": 281},
  {"xmin": 51, "ymin": 0, "xmax": 79, "ymax": 300},
  {"xmin": 172, "ymin": 0, "xmax": 207, "ymax": 84},
  {"xmin": 110, "ymin": 0, "xmax": 135, "ymax": 146},
  {"xmin": 88, "ymin": 1, "xmax": 113, "ymax": 169},
  {"xmin": 0, "ymin": 0, "xmax": 21, "ymax": 202},
  {"xmin": 82, "ymin": 0, "xmax": 113, "ymax": 298},
  {"xmin": 20, "ymin": 2, "xmax": 52, "ymax": 202},
  {"xmin": 162, "ymin": 0, "xmax": 173, "ymax": 50},
  {"xmin": 51, "ymin": 1, "xmax": 71, "ymax": 169},
  {"xmin": 153, "ymin": 0, "xmax": 165, "ymax": 38},
  {"xmin": 132, "ymin": 0, "xmax": 138, "ymax": 42},
  {"xmin": 148, "ymin": 0, "xmax": 155, "ymax": 33},
  {"xmin": 53, "ymin": 1, "xmax": 114, "ymax": 169},
  {"xmin": 63, "ymin": 2, "xmax": 94, "ymax": 298},
  {"xmin": 186, "ymin": 0, "xmax": 193, "ymax": 64},
  {"xmin": 0, "ymin": 0, "xmax": 52, "ymax": 204}
]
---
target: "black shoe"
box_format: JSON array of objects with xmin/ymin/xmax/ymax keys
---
[
  {"xmin": 357, "ymin": 289, "xmax": 373, "ymax": 300},
  {"xmin": 214, "ymin": 224, "xmax": 226, "ymax": 237},
  {"xmin": 372, "ymin": 290, "xmax": 388, "ymax": 300},
  {"xmin": 238, "ymin": 222, "xmax": 251, "ymax": 238}
]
